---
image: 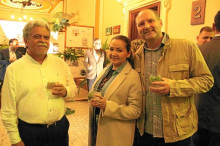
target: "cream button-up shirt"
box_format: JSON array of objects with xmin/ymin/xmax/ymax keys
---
[{"xmin": 1, "ymin": 54, "xmax": 77, "ymax": 144}]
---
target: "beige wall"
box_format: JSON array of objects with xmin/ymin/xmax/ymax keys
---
[
  {"xmin": 100, "ymin": 0, "xmax": 220, "ymax": 44},
  {"xmin": 49, "ymin": 1, "xmax": 64, "ymax": 20},
  {"xmin": 167, "ymin": 0, "xmax": 220, "ymax": 43},
  {"xmin": 102, "ymin": 0, "xmax": 124, "ymax": 43},
  {"xmin": 65, "ymin": 0, "xmax": 95, "ymax": 27}
]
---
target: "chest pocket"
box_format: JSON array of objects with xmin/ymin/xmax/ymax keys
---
[{"xmin": 168, "ymin": 64, "xmax": 189, "ymax": 80}]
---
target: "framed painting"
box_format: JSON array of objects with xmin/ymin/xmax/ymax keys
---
[
  {"xmin": 105, "ymin": 27, "xmax": 112, "ymax": 36},
  {"xmin": 113, "ymin": 25, "xmax": 120, "ymax": 35}
]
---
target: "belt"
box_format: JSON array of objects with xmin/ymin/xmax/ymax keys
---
[{"xmin": 18, "ymin": 116, "xmax": 65, "ymax": 128}]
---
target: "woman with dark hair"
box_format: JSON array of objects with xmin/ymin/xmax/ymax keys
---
[{"xmin": 88, "ymin": 35, "xmax": 142, "ymax": 146}]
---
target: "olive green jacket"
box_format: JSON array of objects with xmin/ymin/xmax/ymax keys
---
[{"xmin": 134, "ymin": 38, "xmax": 214, "ymax": 143}]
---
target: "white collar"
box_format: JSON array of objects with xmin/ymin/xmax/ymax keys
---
[{"xmin": 214, "ymin": 34, "xmax": 220, "ymax": 37}]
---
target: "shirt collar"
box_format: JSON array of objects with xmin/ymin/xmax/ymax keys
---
[
  {"xmin": 26, "ymin": 53, "xmax": 48, "ymax": 64},
  {"xmin": 107, "ymin": 61, "xmax": 127, "ymax": 75},
  {"xmin": 9, "ymin": 48, "xmax": 15, "ymax": 52},
  {"xmin": 144, "ymin": 32, "xmax": 168, "ymax": 51},
  {"xmin": 114, "ymin": 61, "xmax": 127, "ymax": 74},
  {"xmin": 215, "ymin": 34, "xmax": 220, "ymax": 37}
]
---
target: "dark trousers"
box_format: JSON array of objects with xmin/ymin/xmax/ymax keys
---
[
  {"xmin": 192, "ymin": 127, "xmax": 220, "ymax": 146},
  {"xmin": 87, "ymin": 76, "xmax": 97, "ymax": 91},
  {"xmin": 18, "ymin": 116, "xmax": 69, "ymax": 146},
  {"xmin": 133, "ymin": 130, "xmax": 190, "ymax": 146}
]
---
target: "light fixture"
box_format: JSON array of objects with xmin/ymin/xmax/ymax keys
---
[{"xmin": 10, "ymin": 0, "xmax": 42, "ymax": 8}]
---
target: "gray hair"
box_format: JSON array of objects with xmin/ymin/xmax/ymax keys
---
[{"xmin": 23, "ymin": 19, "xmax": 50, "ymax": 39}]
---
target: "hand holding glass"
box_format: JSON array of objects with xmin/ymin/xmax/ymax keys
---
[
  {"xmin": 88, "ymin": 90, "xmax": 101, "ymax": 102},
  {"xmin": 149, "ymin": 75, "xmax": 162, "ymax": 87}
]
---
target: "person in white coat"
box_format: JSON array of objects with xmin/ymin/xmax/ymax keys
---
[{"xmin": 84, "ymin": 38, "xmax": 106, "ymax": 91}]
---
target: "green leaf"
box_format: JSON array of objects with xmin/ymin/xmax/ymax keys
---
[{"xmin": 65, "ymin": 107, "xmax": 75, "ymax": 115}]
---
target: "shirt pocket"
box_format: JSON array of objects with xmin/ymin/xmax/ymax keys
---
[{"xmin": 168, "ymin": 64, "xmax": 189, "ymax": 80}]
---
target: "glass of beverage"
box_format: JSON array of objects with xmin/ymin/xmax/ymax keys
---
[
  {"xmin": 88, "ymin": 90, "xmax": 101, "ymax": 102},
  {"xmin": 47, "ymin": 82, "xmax": 57, "ymax": 89},
  {"xmin": 47, "ymin": 74, "xmax": 59, "ymax": 89},
  {"xmin": 149, "ymin": 75, "xmax": 162, "ymax": 87}
]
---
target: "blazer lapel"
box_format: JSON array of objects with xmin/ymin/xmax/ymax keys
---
[
  {"xmin": 91, "ymin": 66, "xmax": 108, "ymax": 90},
  {"xmin": 104, "ymin": 63, "xmax": 132, "ymax": 100}
]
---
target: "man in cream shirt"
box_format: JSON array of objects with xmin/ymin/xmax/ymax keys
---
[{"xmin": 1, "ymin": 20, "xmax": 77, "ymax": 146}]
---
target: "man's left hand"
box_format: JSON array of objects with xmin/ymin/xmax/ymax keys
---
[
  {"xmin": 51, "ymin": 83, "xmax": 67, "ymax": 97},
  {"xmin": 149, "ymin": 78, "xmax": 170, "ymax": 95}
]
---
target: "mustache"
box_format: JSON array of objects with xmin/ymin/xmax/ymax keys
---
[{"xmin": 37, "ymin": 43, "xmax": 48, "ymax": 47}]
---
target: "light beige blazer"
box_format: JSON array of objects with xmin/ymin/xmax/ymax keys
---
[{"xmin": 88, "ymin": 62, "xmax": 142, "ymax": 146}]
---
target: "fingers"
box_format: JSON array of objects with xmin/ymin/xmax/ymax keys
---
[
  {"xmin": 51, "ymin": 83, "xmax": 67, "ymax": 97},
  {"xmin": 94, "ymin": 94, "xmax": 103, "ymax": 99},
  {"xmin": 90, "ymin": 97, "xmax": 106, "ymax": 109},
  {"xmin": 149, "ymin": 78, "xmax": 170, "ymax": 95}
]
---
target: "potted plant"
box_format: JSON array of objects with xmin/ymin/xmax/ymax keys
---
[
  {"xmin": 0, "ymin": 39, "xmax": 9, "ymax": 50},
  {"xmin": 0, "ymin": 44, "xmax": 9, "ymax": 50},
  {"xmin": 57, "ymin": 48, "xmax": 79, "ymax": 66},
  {"xmin": 50, "ymin": 18, "xmax": 70, "ymax": 32},
  {"xmin": 44, "ymin": 12, "xmax": 73, "ymax": 32}
]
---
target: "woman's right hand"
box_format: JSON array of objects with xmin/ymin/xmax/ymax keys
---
[{"xmin": 90, "ymin": 94, "xmax": 106, "ymax": 110}]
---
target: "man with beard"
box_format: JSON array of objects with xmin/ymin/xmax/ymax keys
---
[
  {"xmin": 0, "ymin": 38, "xmax": 22, "ymax": 104},
  {"xmin": 0, "ymin": 38, "xmax": 22, "ymax": 63},
  {"xmin": 84, "ymin": 38, "xmax": 106, "ymax": 91},
  {"xmin": 1, "ymin": 20, "xmax": 77, "ymax": 146},
  {"xmin": 133, "ymin": 9, "xmax": 214, "ymax": 146}
]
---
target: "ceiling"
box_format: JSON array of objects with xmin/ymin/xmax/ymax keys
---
[{"xmin": 0, "ymin": 0, "xmax": 63, "ymax": 13}]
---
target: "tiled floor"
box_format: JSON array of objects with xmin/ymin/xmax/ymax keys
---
[{"xmin": 0, "ymin": 100, "xmax": 89, "ymax": 146}]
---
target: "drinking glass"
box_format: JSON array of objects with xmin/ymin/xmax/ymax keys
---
[
  {"xmin": 88, "ymin": 90, "xmax": 101, "ymax": 102},
  {"xmin": 149, "ymin": 75, "xmax": 162, "ymax": 87}
]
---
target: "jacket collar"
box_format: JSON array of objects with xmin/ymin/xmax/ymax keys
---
[
  {"xmin": 136, "ymin": 33, "xmax": 171, "ymax": 58},
  {"xmin": 103, "ymin": 62, "xmax": 132, "ymax": 100}
]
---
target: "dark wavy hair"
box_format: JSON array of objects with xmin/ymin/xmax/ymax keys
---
[{"xmin": 110, "ymin": 35, "xmax": 134, "ymax": 69}]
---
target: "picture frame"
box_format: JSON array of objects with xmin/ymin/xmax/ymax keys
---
[
  {"xmin": 105, "ymin": 27, "xmax": 112, "ymax": 36},
  {"xmin": 113, "ymin": 25, "xmax": 120, "ymax": 35}
]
